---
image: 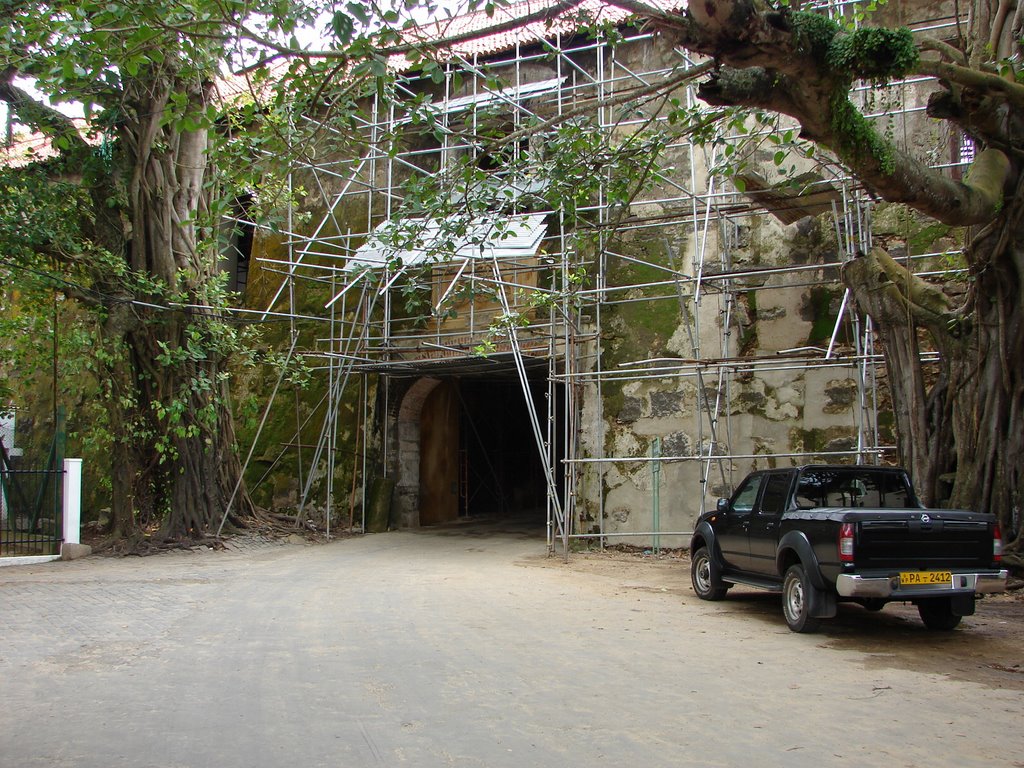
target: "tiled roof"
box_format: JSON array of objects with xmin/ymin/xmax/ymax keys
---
[
  {"xmin": 1, "ymin": 121, "xmax": 94, "ymax": 168},
  {"xmin": 392, "ymin": 0, "xmax": 686, "ymax": 68}
]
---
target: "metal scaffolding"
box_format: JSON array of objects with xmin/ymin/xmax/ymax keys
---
[{"xmin": 241, "ymin": 1, "xmax": 967, "ymax": 554}]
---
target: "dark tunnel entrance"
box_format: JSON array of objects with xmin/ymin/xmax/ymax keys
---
[{"xmin": 455, "ymin": 378, "xmax": 564, "ymax": 527}]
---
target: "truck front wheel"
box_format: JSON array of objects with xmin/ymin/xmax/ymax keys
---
[
  {"xmin": 691, "ymin": 546, "xmax": 728, "ymax": 600},
  {"xmin": 782, "ymin": 564, "xmax": 821, "ymax": 633},
  {"xmin": 918, "ymin": 598, "xmax": 962, "ymax": 631}
]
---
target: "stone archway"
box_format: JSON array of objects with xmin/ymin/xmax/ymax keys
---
[
  {"xmin": 393, "ymin": 377, "xmax": 440, "ymax": 528},
  {"xmin": 392, "ymin": 377, "xmax": 459, "ymax": 528}
]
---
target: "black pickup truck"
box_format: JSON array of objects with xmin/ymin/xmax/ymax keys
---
[{"xmin": 689, "ymin": 465, "xmax": 1007, "ymax": 632}]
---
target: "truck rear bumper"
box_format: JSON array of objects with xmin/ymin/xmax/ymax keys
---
[{"xmin": 836, "ymin": 570, "xmax": 1008, "ymax": 599}]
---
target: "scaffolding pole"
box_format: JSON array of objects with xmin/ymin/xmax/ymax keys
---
[{"xmin": 255, "ymin": 4, "xmax": 970, "ymax": 548}]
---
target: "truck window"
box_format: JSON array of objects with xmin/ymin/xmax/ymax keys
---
[
  {"xmin": 759, "ymin": 473, "xmax": 792, "ymax": 514},
  {"xmin": 855, "ymin": 475, "xmax": 916, "ymax": 508},
  {"xmin": 795, "ymin": 468, "xmax": 917, "ymax": 509},
  {"xmin": 731, "ymin": 475, "xmax": 764, "ymax": 513}
]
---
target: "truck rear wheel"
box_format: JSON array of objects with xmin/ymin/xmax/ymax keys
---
[
  {"xmin": 782, "ymin": 564, "xmax": 821, "ymax": 633},
  {"xmin": 690, "ymin": 546, "xmax": 728, "ymax": 600},
  {"xmin": 918, "ymin": 598, "xmax": 962, "ymax": 631}
]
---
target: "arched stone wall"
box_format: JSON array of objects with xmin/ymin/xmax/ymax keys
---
[{"xmin": 392, "ymin": 377, "xmax": 442, "ymax": 528}]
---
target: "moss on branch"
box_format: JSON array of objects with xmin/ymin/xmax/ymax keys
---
[
  {"xmin": 786, "ymin": 15, "xmax": 920, "ymax": 176},
  {"xmin": 828, "ymin": 93, "xmax": 896, "ymax": 175},
  {"xmin": 827, "ymin": 27, "xmax": 919, "ymax": 80},
  {"xmin": 790, "ymin": 11, "xmax": 841, "ymax": 65},
  {"xmin": 789, "ymin": 12, "xmax": 918, "ymax": 81}
]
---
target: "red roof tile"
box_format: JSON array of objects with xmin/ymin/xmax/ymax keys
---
[
  {"xmin": 392, "ymin": 0, "xmax": 686, "ymax": 67},
  {"xmin": 1, "ymin": 121, "xmax": 95, "ymax": 168}
]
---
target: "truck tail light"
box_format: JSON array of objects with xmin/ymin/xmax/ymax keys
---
[
  {"xmin": 993, "ymin": 523, "xmax": 1003, "ymax": 563},
  {"xmin": 839, "ymin": 522, "xmax": 855, "ymax": 563}
]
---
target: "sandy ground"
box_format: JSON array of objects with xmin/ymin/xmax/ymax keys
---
[
  {"xmin": 1, "ymin": 521, "xmax": 1022, "ymax": 768},
  {"xmin": 550, "ymin": 546, "xmax": 1024, "ymax": 686}
]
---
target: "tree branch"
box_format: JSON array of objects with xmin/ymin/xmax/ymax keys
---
[
  {"xmin": 700, "ymin": 64, "xmax": 1011, "ymax": 225},
  {"xmin": 601, "ymin": 0, "xmax": 688, "ymax": 29},
  {"xmin": 915, "ymin": 57, "xmax": 1024, "ymax": 110},
  {"xmin": 989, "ymin": 0, "xmax": 1016, "ymax": 58},
  {"xmin": 0, "ymin": 68, "xmax": 89, "ymax": 154},
  {"xmin": 843, "ymin": 247, "xmax": 955, "ymax": 333},
  {"xmin": 624, "ymin": 0, "xmax": 1016, "ymax": 228},
  {"xmin": 381, "ymin": 0, "xmax": 587, "ymax": 57},
  {"xmin": 225, "ymin": 0, "xmax": 587, "ymax": 63},
  {"xmin": 919, "ymin": 37, "xmax": 967, "ymax": 66},
  {"xmin": 493, "ymin": 60, "xmax": 713, "ymax": 149}
]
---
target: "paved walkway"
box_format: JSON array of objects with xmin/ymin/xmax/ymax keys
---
[{"xmin": 1, "ymin": 525, "xmax": 1022, "ymax": 768}]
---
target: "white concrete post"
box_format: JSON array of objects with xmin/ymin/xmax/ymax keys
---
[
  {"xmin": 62, "ymin": 458, "xmax": 83, "ymax": 547},
  {"xmin": 0, "ymin": 411, "xmax": 15, "ymax": 526},
  {"xmin": 59, "ymin": 458, "xmax": 91, "ymax": 559}
]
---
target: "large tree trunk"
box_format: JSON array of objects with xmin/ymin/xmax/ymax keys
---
[
  {"xmin": 113, "ymin": 70, "xmax": 254, "ymax": 540},
  {"xmin": 844, "ymin": 194, "xmax": 1024, "ymax": 549},
  {"xmin": 157, "ymin": 310, "xmax": 254, "ymax": 538},
  {"xmin": 1, "ymin": 9, "xmax": 258, "ymax": 545},
  {"xmin": 841, "ymin": 250, "xmax": 946, "ymax": 497},
  {"xmin": 106, "ymin": 323, "xmax": 149, "ymax": 539},
  {"xmin": 946, "ymin": 191, "xmax": 1024, "ymax": 548}
]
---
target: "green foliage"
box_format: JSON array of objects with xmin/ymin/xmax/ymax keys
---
[
  {"xmin": 829, "ymin": 93, "xmax": 896, "ymax": 175},
  {"xmin": 0, "ymin": 166, "xmax": 93, "ymax": 264},
  {"xmin": 707, "ymin": 108, "xmax": 817, "ymax": 189},
  {"xmin": 827, "ymin": 27, "xmax": 918, "ymax": 81},
  {"xmin": 0, "ymin": 165, "xmax": 107, "ymax": 453},
  {"xmin": 838, "ymin": 0, "xmax": 890, "ymax": 29},
  {"xmin": 790, "ymin": 10, "xmax": 842, "ymax": 65},
  {"xmin": 1, "ymin": 0, "xmax": 355, "ymax": 534},
  {"xmin": 382, "ymin": 110, "xmax": 668, "ymax": 258},
  {"xmin": 369, "ymin": 105, "xmax": 675, "ymax": 350}
]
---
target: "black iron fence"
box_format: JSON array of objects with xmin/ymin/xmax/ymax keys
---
[{"xmin": 1, "ymin": 442, "xmax": 64, "ymax": 557}]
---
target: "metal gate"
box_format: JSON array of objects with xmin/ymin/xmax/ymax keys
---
[{"xmin": 0, "ymin": 413, "xmax": 65, "ymax": 557}]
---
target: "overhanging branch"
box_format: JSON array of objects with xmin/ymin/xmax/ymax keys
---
[
  {"xmin": 659, "ymin": 2, "xmax": 1014, "ymax": 228},
  {"xmin": 916, "ymin": 58, "xmax": 1024, "ymax": 110},
  {"xmin": 842, "ymin": 247, "xmax": 956, "ymax": 333},
  {"xmin": 230, "ymin": 0, "xmax": 587, "ymax": 62},
  {"xmin": 0, "ymin": 69, "xmax": 89, "ymax": 155}
]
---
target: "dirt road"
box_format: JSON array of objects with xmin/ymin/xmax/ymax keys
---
[{"xmin": 1, "ymin": 522, "xmax": 1021, "ymax": 768}]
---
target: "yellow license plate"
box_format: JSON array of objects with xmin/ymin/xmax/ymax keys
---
[{"xmin": 900, "ymin": 570, "xmax": 952, "ymax": 586}]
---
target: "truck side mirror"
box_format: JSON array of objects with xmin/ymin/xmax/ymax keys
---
[{"xmin": 716, "ymin": 498, "xmax": 730, "ymax": 514}]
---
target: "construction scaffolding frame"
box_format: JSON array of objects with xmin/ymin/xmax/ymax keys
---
[{"xmin": 241, "ymin": 1, "xmax": 967, "ymax": 555}]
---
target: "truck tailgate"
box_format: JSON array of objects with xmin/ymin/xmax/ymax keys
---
[{"xmin": 856, "ymin": 517, "xmax": 993, "ymax": 570}]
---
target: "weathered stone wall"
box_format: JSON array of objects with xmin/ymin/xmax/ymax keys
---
[
  {"xmin": 577, "ymin": 175, "xmax": 871, "ymax": 545},
  {"xmin": 243, "ymin": 9, "xmax": 955, "ymax": 540}
]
